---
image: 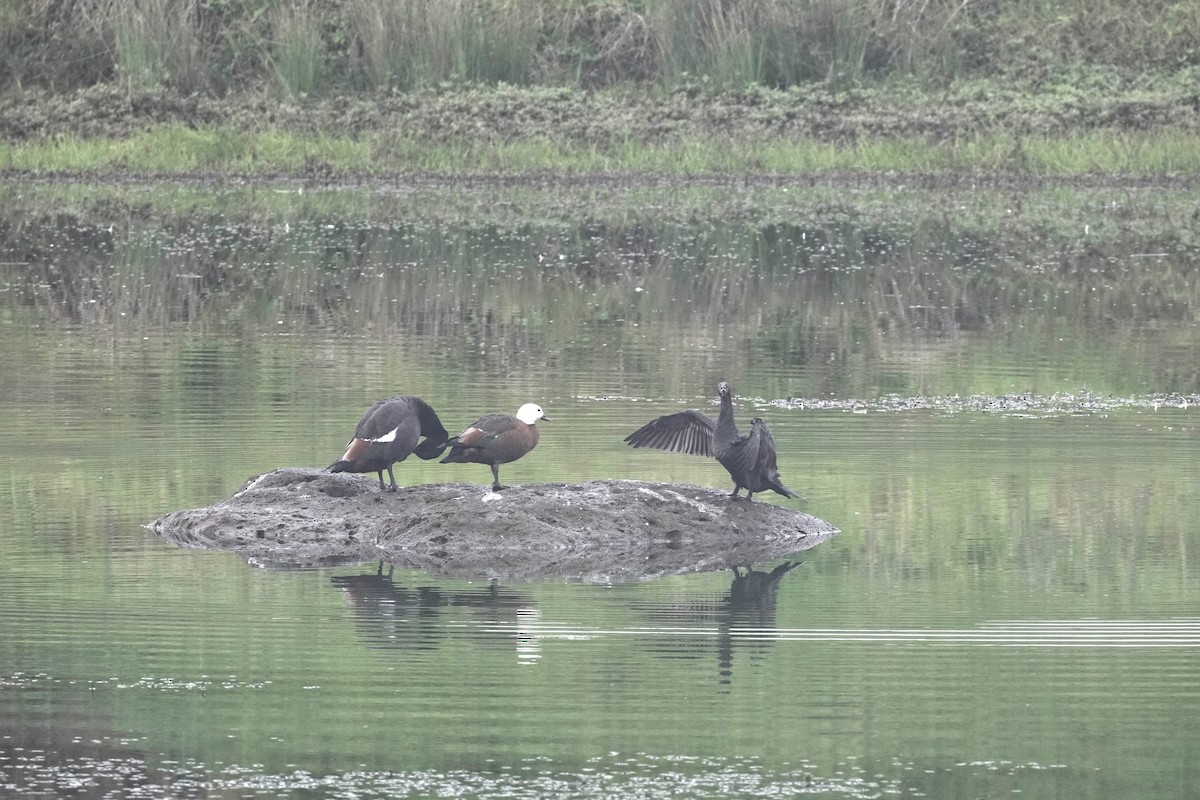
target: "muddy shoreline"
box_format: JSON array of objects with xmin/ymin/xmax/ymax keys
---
[{"xmin": 149, "ymin": 468, "xmax": 839, "ymax": 582}]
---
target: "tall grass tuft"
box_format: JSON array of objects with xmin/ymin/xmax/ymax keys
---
[
  {"xmin": 446, "ymin": 0, "xmax": 540, "ymax": 85},
  {"xmin": 101, "ymin": 0, "xmax": 209, "ymax": 92},
  {"xmin": 271, "ymin": 3, "xmax": 325, "ymax": 97},
  {"xmin": 343, "ymin": 0, "xmax": 411, "ymax": 88},
  {"xmin": 345, "ymin": 0, "xmax": 539, "ymax": 89},
  {"xmin": 644, "ymin": 0, "xmax": 878, "ymax": 89},
  {"xmin": 648, "ymin": 0, "xmax": 760, "ymax": 88}
]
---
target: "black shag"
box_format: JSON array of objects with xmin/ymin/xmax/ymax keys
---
[{"xmin": 625, "ymin": 381, "xmax": 804, "ymax": 501}]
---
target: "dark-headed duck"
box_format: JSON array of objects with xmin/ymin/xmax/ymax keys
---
[
  {"xmin": 329, "ymin": 395, "xmax": 450, "ymax": 491},
  {"xmin": 624, "ymin": 381, "xmax": 804, "ymax": 501},
  {"xmin": 440, "ymin": 402, "xmax": 548, "ymax": 491}
]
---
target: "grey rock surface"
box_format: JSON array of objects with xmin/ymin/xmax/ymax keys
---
[{"xmin": 149, "ymin": 467, "xmax": 839, "ymax": 582}]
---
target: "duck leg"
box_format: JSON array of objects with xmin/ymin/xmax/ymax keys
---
[
  {"xmin": 385, "ymin": 465, "xmax": 399, "ymax": 491},
  {"xmin": 490, "ymin": 463, "xmax": 505, "ymax": 491}
]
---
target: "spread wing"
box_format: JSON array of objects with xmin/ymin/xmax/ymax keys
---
[
  {"xmin": 746, "ymin": 418, "xmax": 803, "ymax": 499},
  {"xmin": 749, "ymin": 418, "xmax": 778, "ymax": 472},
  {"xmin": 624, "ymin": 410, "xmax": 716, "ymax": 457}
]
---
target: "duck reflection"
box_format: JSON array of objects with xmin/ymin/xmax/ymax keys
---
[
  {"xmin": 331, "ymin": 556, "xmax": 806, "ymax": 677},
  {"xmin": 330, "ymin": 561, "xmax": 538, "ymax": 659}
]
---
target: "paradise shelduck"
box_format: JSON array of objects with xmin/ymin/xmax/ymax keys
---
[
  {"xmin": 440, "ymin": 403, "xmax": 548, "ymax": 491},
  {"xmin": 329, "ymin": 395, "xmax": 450, "ymax": 491},
  {"xmin": 624, "ymin": 381, "xmax": 804, "ymax": 501}
]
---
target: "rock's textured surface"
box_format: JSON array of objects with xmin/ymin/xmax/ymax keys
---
[{"xmin": 149, "ymin": 468, "xmax": 839, "ymax": 582}]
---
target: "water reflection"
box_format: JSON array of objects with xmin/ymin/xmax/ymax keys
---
[
  {"xmin": 330, "ymin": 561, "xmax": 536, "ymax": 657},
  {"xmin": 718, "ymin": 562, "xmax": 805, "ymax": 686},
  {"xmin": 635, "ymin": 561, "xmax": 806, "ymax": 688},
  {"xmin": 4, "ymin": 182, "xmax": 1199, "ymax": 399},
  {"xmin": 728, "ymin": 562, "xmax": 804, "ymax": 627},
  {"xmin": 3, "ymin": 180, "xmax": 1200, "ymax": 800},
  {"xmin": 329, "ymin": 558, "xmax": 811, "ymax": 684},
  {"xmin": 378, "ymin": 526, "xmax": 832, "ymax": 585}
]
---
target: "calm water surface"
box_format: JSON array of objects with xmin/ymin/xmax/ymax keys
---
[{"xmin": 1, "ymin": 179, "xmax": 1199, "ymax": 798}]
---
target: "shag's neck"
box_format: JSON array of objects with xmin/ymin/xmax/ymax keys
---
[{"xmin": 715, "ymin": 391, "xmax": 738, "ymax": 443}]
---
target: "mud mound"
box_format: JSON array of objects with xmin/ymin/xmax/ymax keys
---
[{"xmin": 148, "ymin": 467, "xmax": 838, "ymax": 582}]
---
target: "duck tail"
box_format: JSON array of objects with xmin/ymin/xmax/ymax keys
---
[
  {"xmin": 438, "ymin": 441, "xmax": 464, "ymax": 463},
  {"xmin": 328, "ymin": 459, "xmax": 352, "ymax": 473}
]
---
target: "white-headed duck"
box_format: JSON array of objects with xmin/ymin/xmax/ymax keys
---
[{"xmin": 440, "ymin": 402, "xmax": 548, "ymax": 491}]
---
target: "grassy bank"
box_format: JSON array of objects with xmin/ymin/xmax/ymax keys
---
[
  {"xmin": 5, "ymin": 124, "xmax": 1200, "ymax": 178},
  {"xmin": 2, "ymin": 0, "xmax": 1198, "ymax": 179},
  {"xmin": 2, "ymin": 81, "xmax": 1199, "ymax": 179}
]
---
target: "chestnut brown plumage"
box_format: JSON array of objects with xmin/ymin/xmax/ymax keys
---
[{"xmin": 440, "ymin": 403, "xmax": 548, "ymax": 491}]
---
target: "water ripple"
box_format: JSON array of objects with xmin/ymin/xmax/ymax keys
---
[
  {"xmin": 773, "ymin": 391, "xmax": 1200, "ymax": 417},
  {"xmin": 474, "ymin": 618, "xmax": 1200, "ymax": 647},
  {"xmin": 0, "ymin": 747, "xmax": 960, "ymax": 800}
]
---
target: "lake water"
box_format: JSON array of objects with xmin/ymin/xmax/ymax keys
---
[{"xmin": 1, "ymin": 178, "xmax": 1199, "ymax": 799}]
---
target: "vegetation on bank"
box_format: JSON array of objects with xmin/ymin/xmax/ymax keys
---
[
  {"xmin": 2, "ymin": 0, "xmax": 1197, "ymax": 95},
  {"xmin": 1, "ymin": 80, "xmax": 1199, "ymax": 178},
  {"xmin": 1, "ymin": 0, "xmax": 1198, "ymax": 177}
]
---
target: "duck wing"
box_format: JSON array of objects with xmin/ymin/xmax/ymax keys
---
[
  {"xmin": 624, "ymin": 410, "xmax": 716, "ymax": 457},
  {"xmin": 447, "ymin": 413, "xmax": 519, "ymax": 450},
  {"xmin": 350, "ymin": 397, "xmax": 407, "ymax": 441},
  {"xmin": 337, "ymin": 395, "xmax": 450, "ymax": 461},
  {"xmin": 347, "ymin": 396, "xmax": 432, "ymax": 441}
]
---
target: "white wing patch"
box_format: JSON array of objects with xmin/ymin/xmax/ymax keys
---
[{"xmin": 372, "ymin": 426, "xmax": 400, "ymax": 443}]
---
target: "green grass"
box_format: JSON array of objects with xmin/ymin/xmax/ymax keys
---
[
  {"xmin": 0, "ymin": 127, "xmax": 373, "ymax": 174},
  {"xmin": 4, "ymin": 124, "xmax": 1200, "ymax": 177}
]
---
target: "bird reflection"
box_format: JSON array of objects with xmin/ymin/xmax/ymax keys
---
[
  {"xmin": 640, "ymin": 560, "xmax": 804, "ymax": 688},
  {"xmin": 332, "ymin": 558, "xmax": 804, "ymax": 678},
  {"xmin": 330, "ymin": 560, "xmax": 537, "ymax": 658},
  {"xmin": 729, "ymin": 561, "xmax": 803, "ymax": 621},
  {"xmin": 717, "ymin": 561, "xmax": 805, "ymax": 686}
]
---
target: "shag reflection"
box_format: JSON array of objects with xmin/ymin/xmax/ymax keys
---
[
  {"xmin": 640, "ymin": 560, "xmax": 805, "ymax": 688},
  {"xmin": 331, "ymin": 555, "xmax": 811, "ymax": 676}
]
